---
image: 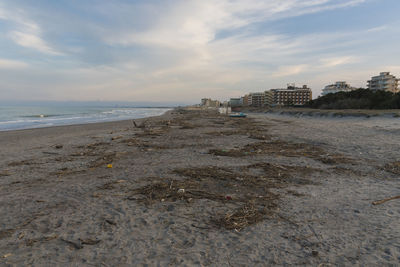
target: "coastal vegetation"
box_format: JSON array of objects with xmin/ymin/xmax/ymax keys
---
[{"xmin": 307, "ymin": 89, "xmax": 400, "ymax": 109}]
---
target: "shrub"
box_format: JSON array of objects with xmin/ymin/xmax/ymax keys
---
[{"xmin": 307, "ymin": 89, "xmax": 400, "ymax": 109}]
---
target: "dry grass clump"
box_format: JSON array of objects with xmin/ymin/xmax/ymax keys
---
[
  {"xmin": 85, "ymin": 142, "xmax": 109, "ymax": 149},
  {"xmin": 0, "ymin": 229, "xmax": 15, "ymax": 240},
  {"xmin": 318, "ymin": 154, "xmax": 354, "ymax": 164},
  {"xmin": 8, "ymin": 160, "xmax": 36, "ymax": 167},
  {"xmin": 88, "ymin": 152, "xmax": 116, "ymax": 168},
  {"xmin": 173, "ymin": 166, "xmax": 241, "ymax": 181},
  {"xmin": 209, "ymin": 148, "xmax": 248, "ymax": 157},
  {"xmin": 26, "ymin": 234, "xmax": 58, "ymax": 246},
  {"xmin": 243, "ymin": 163, "xmax": 319, "ymax": 187},
  {"xmin": 209, "ymin": 140, "xmax": 322, "ymax": 158},
  {"xmin": 383, "ymin": 161, "xmax": 400, "ymax": 175},
  {"xmin": 135, "ymin": 128, "xmax": 169, "ymax": 137},
  {"xmin": 179, "ymin": 123, "xmax": 198, "ymax": 129},
  {"xmin": 205, "ymin": 130, "xmax": 271, "ymax": 140},
  {"xmin": 245, "ymin": 141, "xmax": 325, "ymax": 158},
  {"xmin": 245, "ymin": 162, "xmax": 316, "ymax": 178},
  {"xmin": 209, "ymin": 140, "xmax": 354, "ymax": 165},
  {"xmin": 0, "ymin": 171, "xmax": 10, "ymax": 177},
  {"xmin": 248, "ymin": 133, "xmax": 270, "ymax": 140},
  {"xmin": 205, "ymin": 130, "xmax": 246, "ymax": 136},
  {"xmin": 119, "ymin": 137, "xmax": 140, "ymax": 145},
  {"xmin": 71, "ymin": 142, "xmax": 111, "ymax": 157},
  {"xmin": 129, "ymin": 160, "xmax": 318, "ymax": 231},
  {"xmin": 215, "ymin": 203, "xmax": 266, "ymax": 231},
  {"xmin": 129, "ymin": 179, "xmax": 227, "ymax": 204},
  {"xmin": 50, "ymin": 168, "xmax": 86, "ymax": 177}
]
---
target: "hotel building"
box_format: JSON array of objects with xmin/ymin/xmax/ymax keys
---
[
  {"xmin": 367, "ymin": 72, "xmax": 399, "ymax": 93},
  {"xmin": 321, "ymin": 81, "xmax": 357, "ymax": 96},
  {"xmin": 267, "ymin": 84, "xmax": 312, "ymax": 106}
]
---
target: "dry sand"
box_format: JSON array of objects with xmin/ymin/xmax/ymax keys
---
[{"xmin": 0, "ymin": 108, "xmax": 399, "ymax": 266}]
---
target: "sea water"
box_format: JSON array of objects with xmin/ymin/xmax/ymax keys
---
[{"xmin": 0, "ymin": 104, "xmax": 171, "ymax": 131}]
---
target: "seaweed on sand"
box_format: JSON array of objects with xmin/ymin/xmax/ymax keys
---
[
  {"xmin": 173, "ymin": 166, "xmax": 243, "ymax": 181},
  {"xmin": 0, "ymin": 229, "xmax": 15, "ymax": 240},
  {"xmin": 214, "ymin": 203, "xmax": 266, "ymax": 231},
  {"xmin": 129, "ymin": 179, "xmax": 226, "ymax": 204},
  {"xmin": 88, "ymin": 152, "xmax": 117, "ymax": 168},
  {"xmin": 383, "ymin": 161, "xmax": 400, "ymax": 175},
  {"xmin": 209, "ymin": 140, "xmax": 355, "ymax": 165},
  {"xmin": 0, "ymin": 171, "xmax": 10, "ymax": 177}
]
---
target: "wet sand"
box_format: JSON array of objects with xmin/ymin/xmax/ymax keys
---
[{"xmin": 0, "ymin": 108, "xmax": 399, "ymax": 266}]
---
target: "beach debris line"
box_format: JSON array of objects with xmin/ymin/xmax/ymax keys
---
[
  {"xmin": 0, "ymin": 229, "xmax": 15, "ymax": 240},
  {"xmin": 26, "ymin": 234, "xmax": 58, "ymax": 246},
  {"xmin": 129, "ymin": 179, "xmax": 226, "ymax": 203},
  {"xmin": 126, "ymin": 162, "xmax": 316, "ymax": 231},
  {"xmin": 60, "ymin": 238, "xmax": 84, "ymax": 250},
  {"xmin": 209, "ymin": 140, "xmax": 354, "ymax": 164},
  {"xmin": 215, "ymin": 203, "xmax": 264, "ymax": 231},
  {"xmin": 383, "ymin": 161, "xmax": 400, "ymax": 175},
  {"xmin": 0, "ymin": 171, "xmax": 10, "ymax": 177},
  {"xmin": 372, "ymin": 195, "xmax": 400, "ymax": 205}
]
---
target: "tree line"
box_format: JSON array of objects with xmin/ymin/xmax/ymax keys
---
[{"xmin": 306, "ymin": 89, "xmax": 400, "ymax": 109}]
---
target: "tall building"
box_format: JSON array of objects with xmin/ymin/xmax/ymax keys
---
[
  {"xmin": 367, "ymin": 72, "xmax": 399, "ymax": 93},
  {"xmin": 264, "ymin": 91, "xmax": 274, "ymax": 106},
  {"xmin": 268, "ymin": 84, "xmax": 312, "ymax": 106},
  {"xmin": 321, "ymin": 81, "xmax": 357, "ymax": 96},
  {"xmin": 249, "ymin": 92, "xmax": 265, "ymax": 107}
]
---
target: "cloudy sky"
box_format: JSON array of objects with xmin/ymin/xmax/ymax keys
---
[{"xmin": 1, "ymin": 0, "xmax": 400, "ymax": 103}]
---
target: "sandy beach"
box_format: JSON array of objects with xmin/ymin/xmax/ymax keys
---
[{"xmin": 0, "ymin": 108, "xmax": 399, "ymax": 266}]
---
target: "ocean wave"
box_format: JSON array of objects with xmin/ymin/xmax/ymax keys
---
[
  {"xmin": 22, "ymin": 114, "xmax": 64, "ymax": 118},
  {"xmin": 0, "ymin": 107, "xmax": 171, "ymax": 131}
]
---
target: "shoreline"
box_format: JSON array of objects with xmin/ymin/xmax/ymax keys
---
[
  {"xmin": 1, "ymin": 108, "xmax": 399, "ymax": 265},
  {"xmin": 0, "ymin": 109, "xmax": 173, "ymax": 134}
]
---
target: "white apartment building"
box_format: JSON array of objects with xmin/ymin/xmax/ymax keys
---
[
  {"xmin": 321, "ymin": 81, "xmax": 357, "ymax": 96},
  {"xmin": 367, "ymin": 72, "xmax": 399, "ymax": 93}
]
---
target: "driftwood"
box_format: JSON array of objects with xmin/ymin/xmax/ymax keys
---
[
  {"xmin": 132, "ymin": 120, "xmax": 147, "ymax": 128},
  {"xmin": 372, "ymin": 195, "xmax": 400, "ymax": 205}
]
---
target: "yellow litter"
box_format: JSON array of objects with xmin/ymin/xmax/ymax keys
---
[{"xmin": 107, "ymin": 164, "xmax": 113, "ymax": 168}]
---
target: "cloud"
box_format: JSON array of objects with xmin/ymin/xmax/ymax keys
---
[
  {"xmin": 0, "ymin": 59, "xmax": 28, "ymax": 69},
  {"xmin": 1, "ymin": 0, "xmax": 394, "ymax": 102},
  {"xmin": 0, "ymin": 4, "xmax": 61, "ymax": 55},
  {"xmin": 9, "ymin": 31, "xmax": 61, "ymax": 55},
  {"xmin": 271, "ymin": 64, "xmax": 309, "ymax": 77},
  {"xmin": 367, "ymin": 25, "xmax": 388, "ymax": 32},
  {"xmin": 104, "ymin": 0, "xmax": 368, "ymax": 48},
  {"xmin": 320, "ymin": 56, "xmax": 358, "ymax": 67}
]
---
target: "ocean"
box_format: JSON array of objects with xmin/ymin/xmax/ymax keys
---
[{"xmin": 0, "ymin": 105, "xmax": 172, "ymax": 131}]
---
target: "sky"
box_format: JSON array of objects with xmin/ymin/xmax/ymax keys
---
[{"xmin": 1, "ymin": 0, "xmax": 400, "ymax": 103}]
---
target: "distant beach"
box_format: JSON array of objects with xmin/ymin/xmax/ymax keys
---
[{"xmin": 0, "ymin": 108, "xmax": 399, "ymax": 265}]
